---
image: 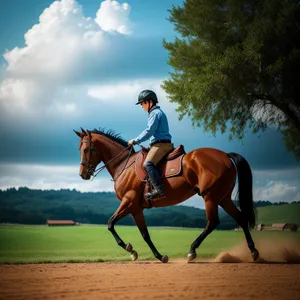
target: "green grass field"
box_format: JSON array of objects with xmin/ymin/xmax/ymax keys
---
[
  {"xmin": 1, "ymin": 225, "xmax": 299, "ymax": 264},
  {"xmin": 257, "ymin": 203, "xmax": 300, "ymax": 225}
]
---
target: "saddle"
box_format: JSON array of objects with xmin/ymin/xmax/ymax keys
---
[{"xmin": 135, "ymin": 145, "xmax": 186, "ymax": 182}]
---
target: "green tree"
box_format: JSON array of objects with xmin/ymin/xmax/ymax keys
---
[{"xmin": 163, "ymin": 0, "xmax": 300, "ymax": 159}]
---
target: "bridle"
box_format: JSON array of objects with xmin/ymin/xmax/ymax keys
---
[
  {"xmin": 80, "ymin": 139, "xmax": 98, "ymax": 177},
  {"xmin": 80, "ymin": 137, "xmax": 134, "ymax": 181}
]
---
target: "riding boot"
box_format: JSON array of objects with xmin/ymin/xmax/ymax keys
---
[{"xmin": 144, "ymin": 161, "xmax": 165, "ymax": 200}]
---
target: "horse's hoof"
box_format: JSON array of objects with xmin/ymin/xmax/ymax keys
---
[
  {"xmin": 125, "ymin": 243, "xmax": 133, "ymax": 253},
  {"xmin": 131, "ymin": 250, "xmax": 138, "ymax": 261},
  {"xmin": 251, "ymin": 249, "xmax": 259, "ymax": 261},
  {"xmin": 161, "ymin": 255, "xmax": 169, "ymax": 263},
  {"xmin": 187, "ymin": 252, "xmax": 196, "ymax": 262}
]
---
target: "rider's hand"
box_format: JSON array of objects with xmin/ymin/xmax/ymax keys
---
[{"xmin": 128, "ymin": 139, "xmax": 136, "ymax": 146}]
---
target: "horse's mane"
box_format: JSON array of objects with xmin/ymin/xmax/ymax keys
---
[{"xmin": 89, "ymin": 128, "xmax": 135, "ymax": 152}]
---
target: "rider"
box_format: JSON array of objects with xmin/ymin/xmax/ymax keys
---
[{"xmin": 128, "ymin": 90, "xmax": 173, "ymax": 200}]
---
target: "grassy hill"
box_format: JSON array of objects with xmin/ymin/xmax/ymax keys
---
[{"xmin": 257, "ymin": 203, "xmax": 300, "ymax": 225}]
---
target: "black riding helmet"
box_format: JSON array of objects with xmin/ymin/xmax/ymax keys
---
[{"xmin": 135, "ymin": 90, "xmax": 158, "ymax": 105}]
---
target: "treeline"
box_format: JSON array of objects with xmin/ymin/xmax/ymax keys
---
[
  {"xmin": 1, "ymin": 187, "xmax": 298, "ymax": 229},
  {"xmin": 254, "ymin": 200, "xmax": 300, "ymax": 207}
]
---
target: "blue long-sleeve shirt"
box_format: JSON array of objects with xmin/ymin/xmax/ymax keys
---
[{"xmin": 134, "ymin": 106, "xmax": 172, "ymax": 145}]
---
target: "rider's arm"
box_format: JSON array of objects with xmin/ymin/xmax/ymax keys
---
[{"xmin": 134, "ymin": 111, "xmax": 160, "ymax": 144}]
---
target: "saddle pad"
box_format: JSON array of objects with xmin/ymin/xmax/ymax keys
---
[{"xmin": 135, "ymin": 152, "xmax": 185, "ymax": 182}]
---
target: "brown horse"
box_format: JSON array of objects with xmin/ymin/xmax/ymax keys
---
[{"xmin": 74, "ymin": 128, "xmax": 259, "ymax": 263}]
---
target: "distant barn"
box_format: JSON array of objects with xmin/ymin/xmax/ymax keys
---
[
  {"xmin": 46, "ymin": 220, "xmax": 78, "ymax": 226},
  {"xmin": 272, "ymin": 223, "xmax": 298, "ymax": 232},
  {"xmin": 255, "ymin": 223, "xmax": 298, "ymax": 231}
]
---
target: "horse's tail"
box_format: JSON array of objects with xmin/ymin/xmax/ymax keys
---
[{"xmin": 227, "ymin": 152, "xmax": 256, "ymax": 229}]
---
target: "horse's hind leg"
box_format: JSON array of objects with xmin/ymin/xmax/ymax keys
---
[
  {"xmin": 220, "ymin": 196, "xmax": 259, "ymax": 261},
  {"xmin": 188, "ymin": 197, "xmax": 220, "ymax": 262}
]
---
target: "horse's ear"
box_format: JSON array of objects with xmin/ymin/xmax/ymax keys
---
[
  {"xmin": 74, "ymin": 130, "xmax": 83, "ymax": 138},
  {"xmin": 80, "ymin": 127, "xmax": 88, "ymax": 136},
  {"xmin": 87, "ymin": 130, "xmax": 91, "ymax": 138}
]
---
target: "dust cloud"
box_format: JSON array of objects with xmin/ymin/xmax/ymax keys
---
[{"xmin": 214, "ymin": 234, "xmax": 300, "ymax": 263}]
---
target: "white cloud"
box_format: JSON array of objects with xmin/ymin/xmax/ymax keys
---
[
  {"xmin": 254, "ymin": 181, "xmax": 300, "ymax": 202},
  {"xmin": 95, "ymin": 0, "xmax": 132, "ymax": 35},
  {"xmin": 0, "ymin": 163, "xmax": 114, "ymax": 192},
  {"xmin": 55, "ymin": 102, "xmax": 77, "ymax": 114},
  {"xmin": 87, "ymin": 79, "xmax": 165, "ymax": 103},
  {"xmin": 245, "ymin": 169, "xmax": 300, "ymax": 203},
  {"xmin": 0, "ymin": 0, "xmax": 131, "ymax": 116},
  {"xmin": 4, "ymin": 0, "xmax": 106, "ymax": 80},
  {"xmin": 0, "ymin": 78, "xmax": 42, "ymax": 113}
]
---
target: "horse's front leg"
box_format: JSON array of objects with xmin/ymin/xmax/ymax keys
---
[
  {"xmin": 108, "ymin": 196, "xmax": 138, "ymax": 261},
  {"xmin": 132, "ymin": 210, "xmax": 169, "ymax": 263}
]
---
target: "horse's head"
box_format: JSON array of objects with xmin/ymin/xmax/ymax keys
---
[{"xmin": 74, "ymin": 128, "xmax": 101, "ymax": 180}]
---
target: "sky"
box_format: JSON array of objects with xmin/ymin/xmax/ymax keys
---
[{"xmin": 0, "ymin": 0, "xmax": 299, "ymax": 209}]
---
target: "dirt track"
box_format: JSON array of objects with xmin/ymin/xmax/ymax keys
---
[{"xmin": 1, "ymin": 261, "xmax": 300, "ymax": 300}]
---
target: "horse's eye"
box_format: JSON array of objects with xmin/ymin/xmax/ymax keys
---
[{"xmin": 84, "ymin": 148, "xmax": 89, "ymax": 154}]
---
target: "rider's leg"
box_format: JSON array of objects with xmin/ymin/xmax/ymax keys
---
[
  {"xmin": 143, "ymin": 143, "xmax": 173, "ymax": 199},
  {"xmin": 144, "ymin": 161, "xmax": 164, "ymax": 197}
]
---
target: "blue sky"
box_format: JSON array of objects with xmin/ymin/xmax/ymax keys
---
[{"xmin": 0, "ymin": 0, "xmax": 299, "ymax": 208}]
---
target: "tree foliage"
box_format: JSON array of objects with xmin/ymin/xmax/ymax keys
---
[{"xmin": 163, "ymin": 0, "xmax": 300, "ymax": 159}]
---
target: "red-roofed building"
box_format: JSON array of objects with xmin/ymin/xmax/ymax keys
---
[{"xmin": 46, "ymin": 220, "xmax": 78, "ymax": 226}]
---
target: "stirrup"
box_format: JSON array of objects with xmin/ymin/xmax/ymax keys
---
[{"xmin": 145, "ymin": 190, "xmax": 165, "ymax": 200}]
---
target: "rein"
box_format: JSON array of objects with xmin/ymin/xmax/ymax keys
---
[
  {"xmin": 91, "ymin": 144, "xmax": 134, "ymax": 181},
  {"xmin": 112, "ymin": 145, "xmax": 134, "ymax": 182},
  {"xmin": 111, "ymin": 144, "xmax": 147, "ymax": 181}
]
